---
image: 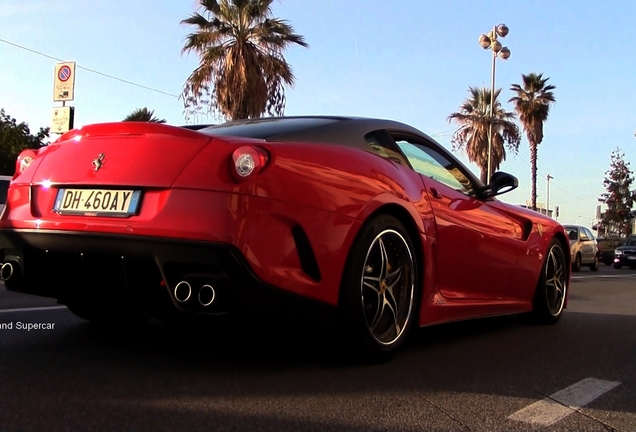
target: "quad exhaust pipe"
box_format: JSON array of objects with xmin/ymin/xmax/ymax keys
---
[
  {"xmin": 174, "ymin": 280, "xmax": 216, "ymax": 307},
  {"xmin": 174, "ymin": 281, "xmax": 192, "ymax": 303},
  {"xmin": 198, "ymin": 284, "xmax": 216, "ymax": 306},
  {"xmin": 0, "ymin": 262, "xmax": 15, "ymax": 282}
]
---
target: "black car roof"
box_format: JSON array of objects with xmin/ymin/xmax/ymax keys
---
[
  {"xmin": 195, "ymin": 116, "xmax": 433, "ymax": 148},
  {"xmin": 194, "ymin": 115, "xmax": 485, "ymax": 190}
]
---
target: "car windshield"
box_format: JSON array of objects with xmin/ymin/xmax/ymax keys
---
[{"xmin": 626, "ymin": 237, "xmax": 636, "ymax": 246}]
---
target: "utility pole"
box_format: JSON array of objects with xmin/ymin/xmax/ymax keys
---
[{"xmin": 546, "ymin": 174, "xmax": 553, "ymax": 218}]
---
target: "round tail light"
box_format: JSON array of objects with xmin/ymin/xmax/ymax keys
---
[
  {"xmin": 14, "ymin": 149, "xmax": 37, "ymax": 179},
  {"xmin": 231, "ymin": 146, "xmax": 268, "ymax": 182}
]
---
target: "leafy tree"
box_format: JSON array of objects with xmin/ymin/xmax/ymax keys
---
[
  {"xmin": 181, "ymin": 0, "xmax": 308, "ymax": 120},
  {"xmin": 0, "ymin": 109, "xmax": 49, "ymax": 175},
  {"xmin": 509, "ymin": 73, "xmax": 556, "ymax": 211},
  {"xmin": 448, "ymin": 86, "xmax": 521, "ymax": 183},
  {"xmin": 123, "ymin": 107, "xmax": 166, "ymax": 123},
  {"xmin": 599, "ymin": 148, "xmax": 636, "ymax": 236}
]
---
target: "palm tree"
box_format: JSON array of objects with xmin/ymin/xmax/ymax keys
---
[
  {"xmin": 448, "ymin": 86, "xmax": 521, "ymax": 183},
  {"xmin": 509, "ymin": 73, "xmax": 556, "ymax": 211},
  {"xmin": 123, "ymin": 108, "xmax": 166, "ymax": 123},
  {"xmin": 181, "ymin": 0, "xmax": 308, "ymax": 120}
]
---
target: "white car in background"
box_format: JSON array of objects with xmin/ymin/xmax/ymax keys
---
[
  {"xmin": 563, "ymin": 224, "xmax": 600, "ymax": 272},
  {"xmin": 0, "ymin": 175, "xmax": 11, "ymax": 216}
]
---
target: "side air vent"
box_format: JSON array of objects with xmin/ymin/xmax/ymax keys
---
[
  {"xmin": 291, "ymin": 225, "xmax": 321, "ymax": 282},
  {"xmin": 522, "ymin": 221, "xmax": 533, "ymax": 241}
]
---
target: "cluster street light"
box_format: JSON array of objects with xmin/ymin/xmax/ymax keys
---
[{"xmin": 478, "ymin": 24, "xmax": 511, "ymax": 182}]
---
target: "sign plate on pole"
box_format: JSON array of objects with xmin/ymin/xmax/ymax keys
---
[
  {"xmin": 53, "ymin": 62, "xmax": 76, "ymax": 102},
  {"xmin": 51, "ymin": 106, "xmax": 75, "ymax": 134}
]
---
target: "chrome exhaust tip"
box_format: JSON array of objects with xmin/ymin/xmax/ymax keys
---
[
  {"xmin": 174, "ymin": 281, "xmax": 192, "ymax": 303},
  {"xmin": 0, "ymin": 262, "xmax": 14, "ymax": 281},
  {"xmin": 198, "ymin": 284, "xmax": 216, "ymax": 306}
]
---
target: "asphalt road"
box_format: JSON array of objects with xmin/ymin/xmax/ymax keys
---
[{"xmin": 1, "ymin": 265, "xmax": 635, "ymax": 432}]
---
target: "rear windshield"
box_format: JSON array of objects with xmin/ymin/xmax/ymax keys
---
[{"xmin": 198, "ymin": 118, "xmax": 338, "ymax": 139}]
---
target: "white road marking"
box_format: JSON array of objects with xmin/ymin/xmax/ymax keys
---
[
  {"xmin": 508, "ymin": 377, "xmax": 620, "ymax": 426},
  {"xmin": 571, "ymin": 274, "xmax": 636, "ymax": 279},
  {"xmin": 0, "ymin": 305, "xmax": 67, "ymax": 314}
]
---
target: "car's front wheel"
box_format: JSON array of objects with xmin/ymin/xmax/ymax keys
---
[
  {"xmin": 338, "ymin": 215, "xmax": 418, "ymax": 362},
  {"xmin": 530, "ymin": 239, "xmax": 568, "ymax": 324},
  {"xmin": 590, "ymin": 255, "xmax": 599, "ymax": 271}
]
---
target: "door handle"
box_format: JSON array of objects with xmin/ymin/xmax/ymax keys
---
[{"xmin": 429, "ymin": 187, "xmax": 441, "ymax": 199}]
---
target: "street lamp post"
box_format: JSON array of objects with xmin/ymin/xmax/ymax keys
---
[
  {"xmin": 546, "ymin": 174, "xmax": 553, "ymax": 217},
  {"xmin": 478, "ymin": 24, "xmax": 511, "ymax": 182}
]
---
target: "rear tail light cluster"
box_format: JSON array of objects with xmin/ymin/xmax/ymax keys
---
[
  {"xmin": 231, "ymin": 146, "xmax": 269, "ymax": 182},
  {"xmin": 14, "ymin": 149, "xmax": 37, "ymax": 179}
]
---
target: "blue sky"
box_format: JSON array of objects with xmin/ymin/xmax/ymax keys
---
[{"xmin": 1, "ymin": 0, "xmax": 635, "ymax": 228}]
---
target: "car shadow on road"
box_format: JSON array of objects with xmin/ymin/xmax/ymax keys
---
[{"xmin": 1, "ymin": 309, "xmax": 634, "ymax": 431}]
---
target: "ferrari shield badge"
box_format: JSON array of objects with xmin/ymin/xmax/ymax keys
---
[
  {"xmin": 92, "ymin": 153, "xmax": 105, "ymax": 172},
  {"xmin": 537, "ymin": 223, "xmax": 543, "ymax": 236}
]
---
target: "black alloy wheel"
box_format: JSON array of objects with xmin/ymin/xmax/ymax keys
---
[
  {"xmin": 530, "ymin": 239, "xmax": 568, "ymax": 324},
  {"xmin": 338, "ymin": 214, "xmax": 418, "ymax": 362}
]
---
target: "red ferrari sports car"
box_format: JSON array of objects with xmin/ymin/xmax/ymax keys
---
[{"xmin": 0, "ymin": 116, "xmax": 569, "ymax": 359}]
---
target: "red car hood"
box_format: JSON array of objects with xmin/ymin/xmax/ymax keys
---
[{"xmin": 26, "ymin": 122, "xmax": 212, "ymax": 188}]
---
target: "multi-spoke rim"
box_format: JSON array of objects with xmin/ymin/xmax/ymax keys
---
[
  {"xmin": 360, "ymin": 229, "xmax": 415, "ymax": 346},
  {"xmin": 545, "ymin": 244, "xmax": 567, "ymax": 316}
]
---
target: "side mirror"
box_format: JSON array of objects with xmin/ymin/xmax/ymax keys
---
[{"xmin": 486, "ymin": 171, "xmax": 518, "ymax": 197}]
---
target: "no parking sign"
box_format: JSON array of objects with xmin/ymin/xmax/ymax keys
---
[{"xmin": 53, "ymin": 62, "xmax": 76, "ymax": 102}]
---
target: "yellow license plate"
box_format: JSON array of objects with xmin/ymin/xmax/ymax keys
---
[{"xmin": 53, "ymin": 188, "xmax": 141, "ymax": 216}]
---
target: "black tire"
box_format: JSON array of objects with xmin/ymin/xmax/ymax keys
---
[
  {"xmin": 614, "ymin": 263, "xmax": 622, "ymax": 269},
  {"xmin": 603, "ymin": 259, "xmax": 613, "ymax": 266},
  {"xmin": 572, "ymin": 253, "xmax": 581, "ymax": 272},
  {"xmin": 338, "ymin": 214, "xmax": 418, "ymax": 362},
  {"xmin": 530, "ymin": 239, "xmax": 568, "ymax": 324},
  {"xmin": 589, "ymin": 255, "xmax": 599, "ymax": 271}
]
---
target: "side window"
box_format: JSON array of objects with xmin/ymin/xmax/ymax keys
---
[
  {"xmin": 567, "ymin": 229, "xmax": 578, "ymax": 241},
  {"xmin": 579, "ymin": 229, "xmax": 589, "ymax": 241},
  {"xmin": 364, "ymin": 132, "xmax": 409, "ymax": 166},
  {"xmin": 394, "ymin": 139, "xmax": 474, "ymax": 195},
  {"xmin": 584, "ymin": 228, "xmax": 595, "ymax": 240}
]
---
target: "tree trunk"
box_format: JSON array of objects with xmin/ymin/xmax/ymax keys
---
[
  {"xmin": 480, "ymin": 168, "xmax": 488, "ymax": 185},
  {"xmin": 530, "ymin": 139, "xmax": 538, "ymax": 211}
]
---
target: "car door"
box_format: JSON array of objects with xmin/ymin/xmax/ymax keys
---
[
  {"xmin": 578, "ymin": 228, "xmax": 591, "ymax": 263},
  {"xmin": 582, "ymin": 227, "xmax": 597, "ymax": 262},
  {"xmin": 389, "ymin": 134, "xmax": 526, "ymax": 300}
]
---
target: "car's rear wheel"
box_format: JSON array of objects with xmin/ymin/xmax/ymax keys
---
[
  {"xmin": 338, "ymin": 215, "xmax": 417, "ymax": 362},
  {"xmin": 614, "ymin": 263, "xmax": 622, "ymax": 269},
  {"xmin": 572, "ymin": 253, "xmax": 581, "ymax": 272},
  {"xmin": 530, "ymin": 239, "xmax": 568, "ymax": 324},
  {"xmin": 589, "ymin": 255, "xmax": 599, "ymax": 271}
]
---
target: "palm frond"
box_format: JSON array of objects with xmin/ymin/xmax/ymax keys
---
[
  {"xmin": 181, "ymin": 0, "xmax": 307, "ymax": 120},
  {"xmin": 448, "ymin": 86, "xmax": 520, "ymax": 182},
  {"xmin": 123, "ymin": 107, "xmax": 166, "ymax": 123}
]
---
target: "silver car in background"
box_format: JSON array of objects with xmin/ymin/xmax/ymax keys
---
[{"xmin": 563, "ymin": 224, "xmax": 599, "ymax": 271}]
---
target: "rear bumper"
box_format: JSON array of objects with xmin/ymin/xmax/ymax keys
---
[
  {"xmin": 0, "ymin": 229, "xmax": 335, "ymax": 317},
  {"xmin": 1, "ymin": 187, "xmax": 361, "ymax": 306}
]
